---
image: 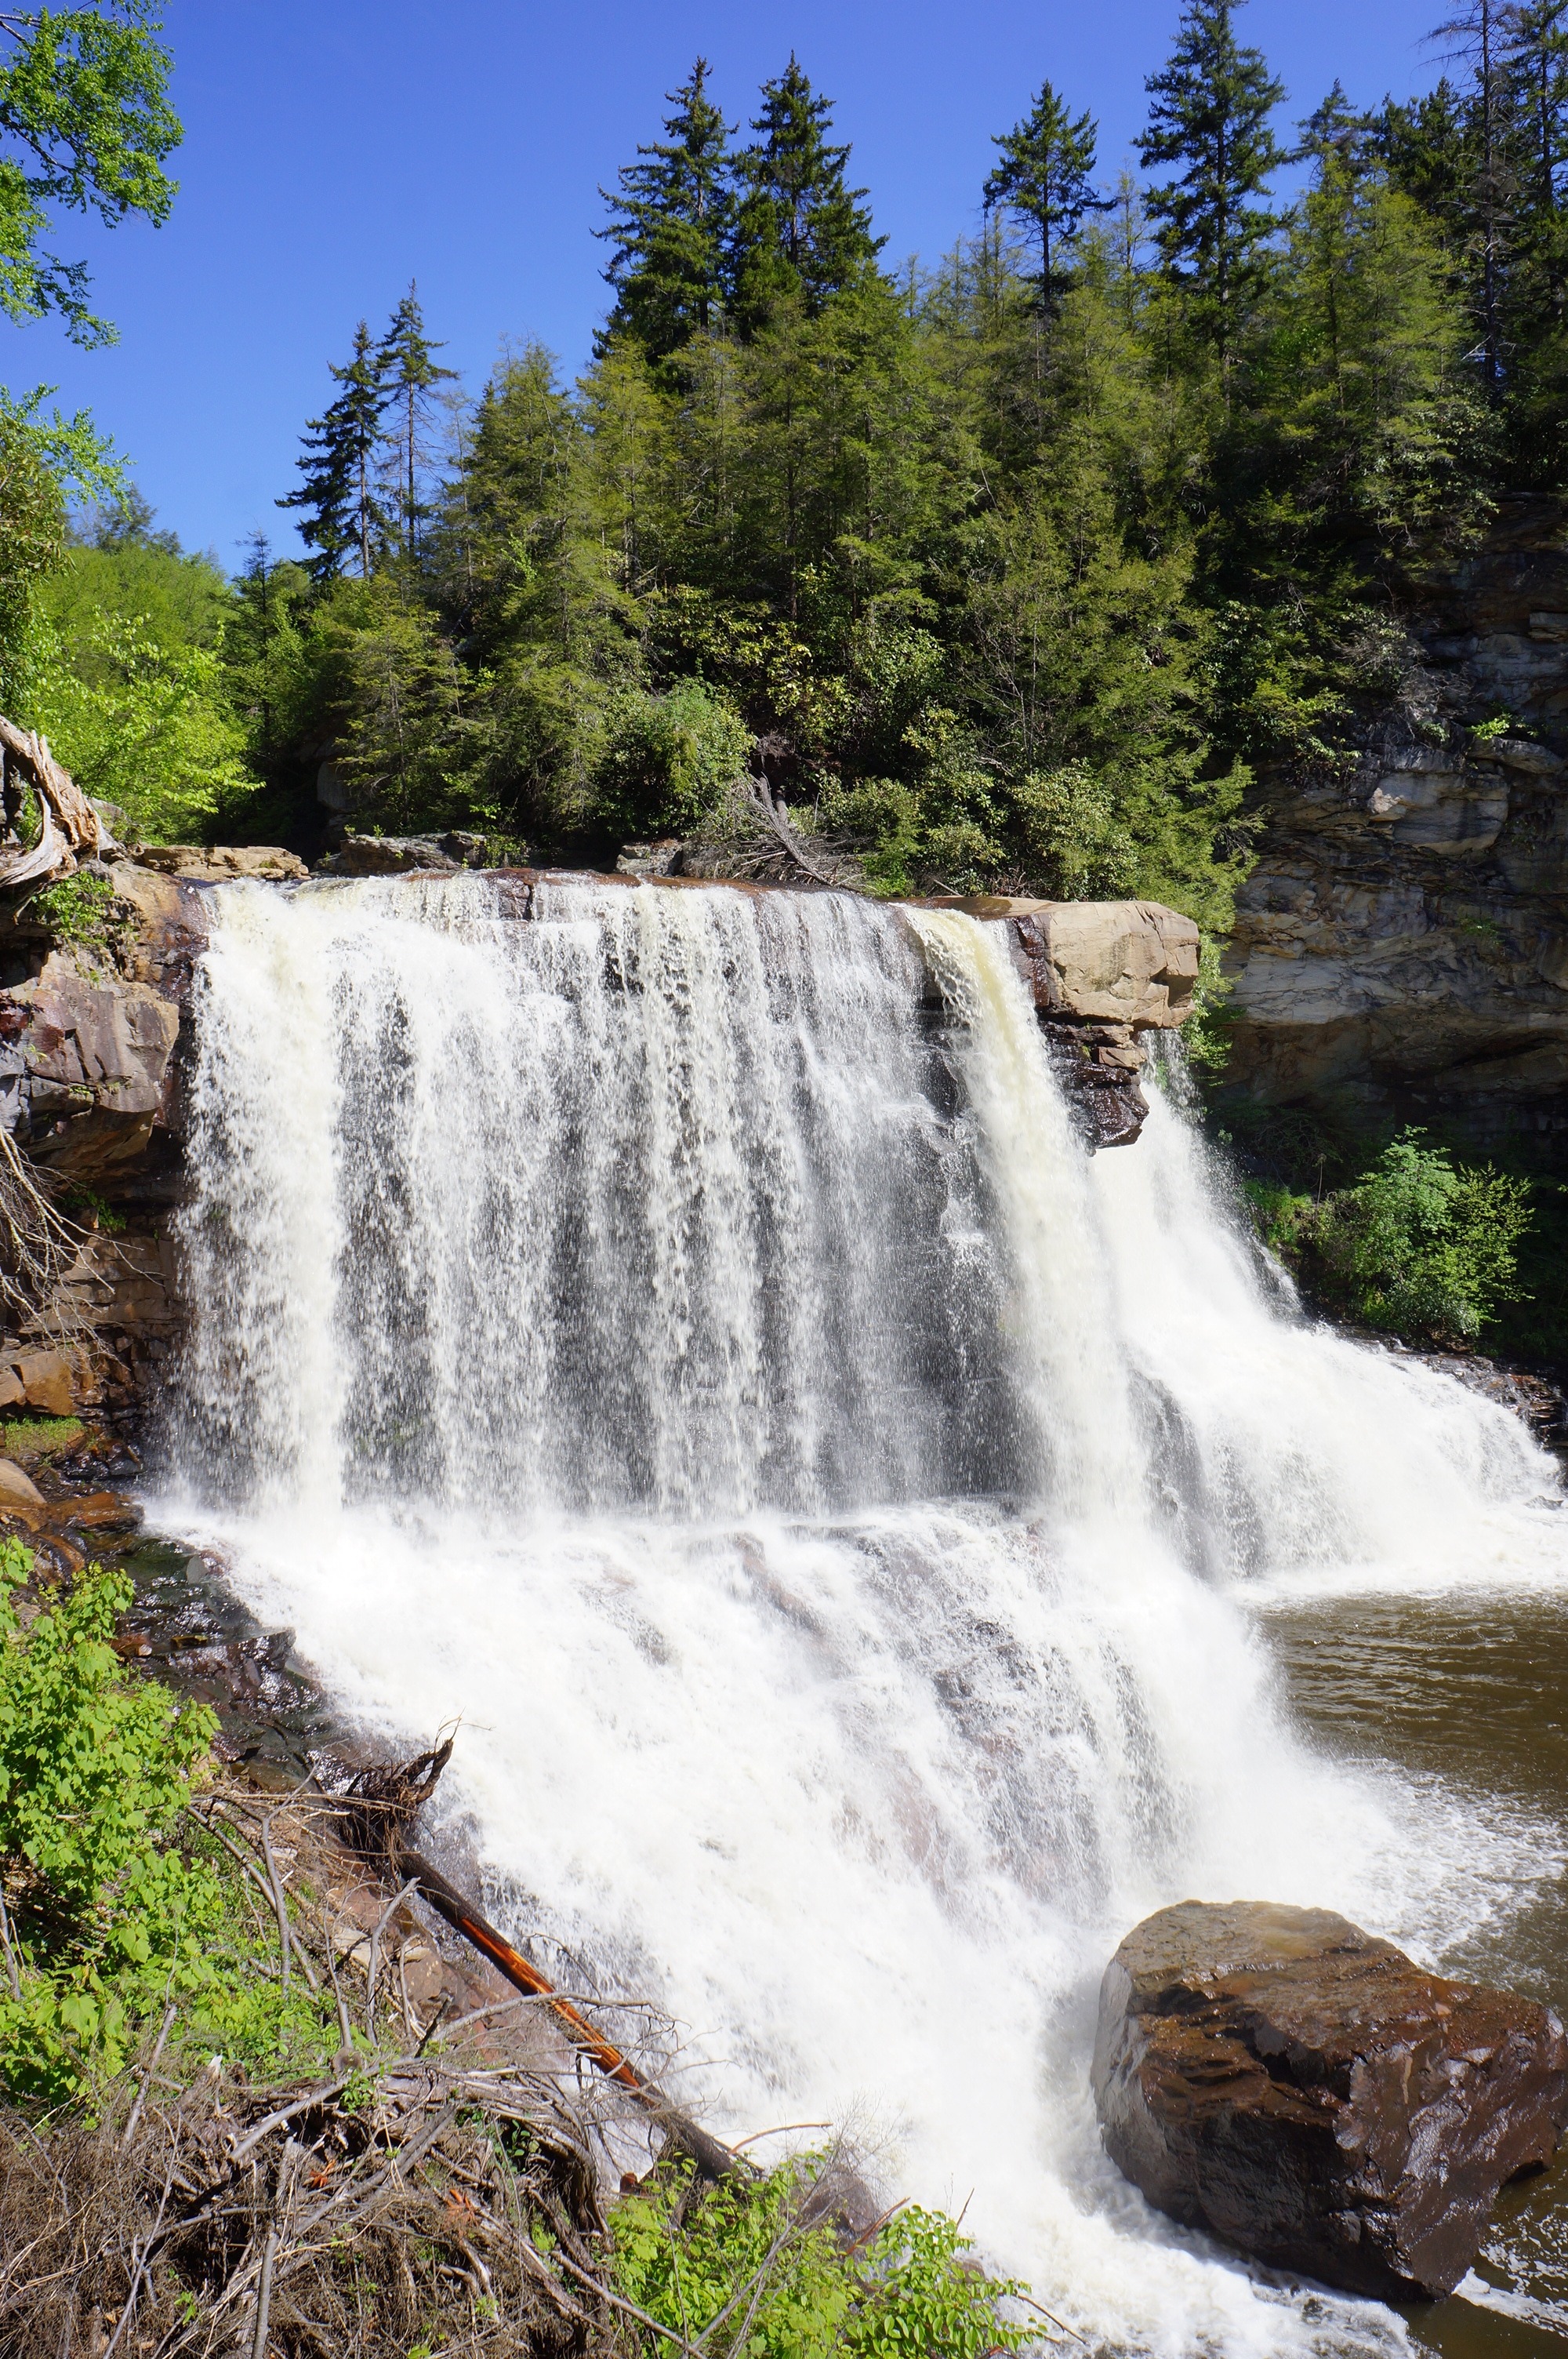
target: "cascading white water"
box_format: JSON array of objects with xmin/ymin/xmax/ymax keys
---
[{"xmin": 165, "ymin": 873, "xmax": 1568, "ymax": 2357}]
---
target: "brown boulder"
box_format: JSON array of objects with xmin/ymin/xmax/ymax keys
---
[
  {"xmin": 0, "ymin": 1455, "xmax": 45, "ymax": 1522},
  {"xmin": 10, "ymin": 1348, "xmax": 74, "ymax": 1416},
  {"xmin": 1092, "ymin": 1899, "xmax": 1568, "ymax": 2300},
  {"xmin": 132, "ymin": 844, "xmax": 307, "ymax": 882},
  {"xmin": 1009, "ymin": 900, "xmax": 1200, "ymax": 1028}
]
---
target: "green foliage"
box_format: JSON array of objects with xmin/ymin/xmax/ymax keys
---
[
  {"xmin": 0, "ymin": 387, "xmax": 119, "ymax": 714},
  {"xmin": 25, "ymin": 868, "xmax": 116, "ymax": 947},
  {"xmin": 0, "ymin": 1549, "xmax": 219, "ymax": 2101},
  {"xmin": 1249, "ymin": 1130, "xmax": 1534, "ymax": 1344},
  {"xmin": 609, "ymin": 2153, "xmax": 1032, "ymax": 2359},
  {"xmin": 0, "ymin": 3, "xmax": 180, "ymax": 347},
  {"xmin": 57, "ymin": 1183, "xmax": 125, "ymax": 1232},
  {"xmin": 593, "ymin": 677, "xmax": 753, "ymax": 838},
  {"xmin": 30, "ymin": 605, "xmax": 257, "ymax": 841},
  {"xmin": 598, "ymin": 59, "xmax": 735, "ymax": 360},
  {"xmin": 0, "ymin": 1416, "xmax": 86, "ymax": 1463}
]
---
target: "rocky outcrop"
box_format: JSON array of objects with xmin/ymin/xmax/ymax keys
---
[
  {"xmin": 1225, "ymin": 501, "xmax": 1568, "ymax": 1154},
  {"xmin": 931, "ymin": 894, "xmax": 1200, "ymax": 1146},
  {"xmin": 1093, "ymin": 1899, "xmax": 1568, "ymax": 2299},
  {"xmin": 133, "ymin": 844, "xmax": 307, "ymax": 884},
  {"xmin": 323, "ymin": 831, "xmax": 501, "ymax": 876}
]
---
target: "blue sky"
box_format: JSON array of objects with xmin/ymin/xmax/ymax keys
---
[{"xmin": 10, "ymin": 0, "xmax": 1446, "ymax": 569}]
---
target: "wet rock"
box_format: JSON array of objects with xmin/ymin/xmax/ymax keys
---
[
  {"xmin": 1093, "ymin": 1899, "xmax": 1568, "ymax": 2300},
  {"xmin": 950, "ymin": 897, "xmax": 1201, "ymax": 1027},
  {"xmin": 8, "ymin": 951, "xmax": 181, "ymax": 1184}
]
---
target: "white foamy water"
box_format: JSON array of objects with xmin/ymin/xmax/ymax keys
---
[{"xmin": 163, "ymin": 874, "xmax": 1568, "ymax": 2357}]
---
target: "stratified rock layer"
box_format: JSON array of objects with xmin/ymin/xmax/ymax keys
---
[
  {"xmin": 1092, "ymin": 1899, "xmax": 1568, "ymax": 2299},
  {"xmin": 1225, "ymin": 500, "xmax": 1568, "ymax": 1152}
]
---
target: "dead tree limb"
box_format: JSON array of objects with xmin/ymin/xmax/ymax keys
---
[
  {"xmin": 0, "ymin": 717, "xmax": 105, "ymax": 875},
  {"xmin": 321, "ymin": 1740, "xmax": 747, "ymax": 2185}
]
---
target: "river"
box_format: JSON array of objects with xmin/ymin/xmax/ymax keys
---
[{"xmin": 156, "ymin": 872, "xmax": 1568, "ymax": 2358}]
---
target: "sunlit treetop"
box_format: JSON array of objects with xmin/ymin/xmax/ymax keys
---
[{"xmin": 0, "ymin": 3, "xmax": 180, "ymax": 346}]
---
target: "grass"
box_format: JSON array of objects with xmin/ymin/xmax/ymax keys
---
[{"xmin": 0, "ymin": 1414, "xmax": 85, "ymax": 1463}]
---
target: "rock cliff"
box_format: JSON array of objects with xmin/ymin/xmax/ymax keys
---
[{"xmin": 1225, "ymin": 500, "xmax": 1568, "ymax": 1156}]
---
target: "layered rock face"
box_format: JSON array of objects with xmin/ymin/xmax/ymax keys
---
[
  {"xmin": 1093, "ymin": 1899, "xmax": 1568, "ymax": 2299},
  {"xmin": 1226, "ymin": 501, "xmax": 1568, "ymax": 1154},
  {"xmin": 935, "ymin": 894, "xmax": 1200, "ymax": 1146}
]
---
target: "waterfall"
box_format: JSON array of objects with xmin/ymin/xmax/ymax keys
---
[{"xmin": 166, "ymin": 874, "xmax": 1568, "ymax": 2357}]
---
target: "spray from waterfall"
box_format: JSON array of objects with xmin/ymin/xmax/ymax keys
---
[{"xmin": 165, "ymin": 874, "xmax": 1568, "ymax": 2359}]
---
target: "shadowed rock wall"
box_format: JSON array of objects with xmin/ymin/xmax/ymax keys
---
[{"xmin": 1225, "ymin": 500, "xmax": 1568, "ymax": 1154}]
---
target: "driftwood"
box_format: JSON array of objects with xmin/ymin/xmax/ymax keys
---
[
  {"xmin": 326, "ymin": 1739, "xmax": 747, "ymax": 2186},
  {"xmin": 0, "ymin": 716, "xmax": 105, "ymax": 889}
]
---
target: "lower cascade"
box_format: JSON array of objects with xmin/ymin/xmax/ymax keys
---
[{"xmin": 163, "ymin": 871, "xmax": 1568, "ymax": 2356}]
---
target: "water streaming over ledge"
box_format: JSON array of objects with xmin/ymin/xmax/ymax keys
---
[{"xmin": 163, "ymin": 873, "xmax": 1568, "ymax": 2357}]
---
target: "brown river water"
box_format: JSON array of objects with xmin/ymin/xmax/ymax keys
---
[{"xmin": 1265, "ymin": 1591, "xmax": 1568, "ymax": 2357}]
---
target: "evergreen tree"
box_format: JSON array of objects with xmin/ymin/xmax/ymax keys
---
[
  {"xmin": 597, "ymin": 59, "xmax": 735, "ymax": 359},
  {"xmin": 278, "ymin": 322, "xmax": 392, "ymax": 583},
  {"xmin": 982, "ymin": 82, "xmax": 1105, "ymax": 311},
  {"xmin": 1138, "ymin": 0, "xmax": 1285, "ymax": 376},
  {"xmin": 1374, "ymin": 76, "xmax": 1475, "ymax": 246},
  {"xmin": 1502, "ymin": 0, "xmax": 1568, "ymax": 379},
  {"xmin": 728, "ymin": 60, "xmax": 885, "ymax": 329},
  {"xmin": 378, "ymin": 282, "xmax": 457, "ymax": 562},
  {"xmin": 1427, "ymin": 0, "xmax": 1511, "ymax": 390}
]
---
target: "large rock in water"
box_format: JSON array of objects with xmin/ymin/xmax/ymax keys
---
[{"xmin": 1092, "ymin": 1900, "xmax": 1568, "ymax": 2299}]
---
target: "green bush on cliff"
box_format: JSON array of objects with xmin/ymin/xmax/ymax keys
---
[
  {"xmin": 1249, "ymin": 1131, "xmax": 1532, "ymax": 1347},
  {"xmin": 610, "ymin": 2151, "xmax": 1033, "ymax": 2359}
]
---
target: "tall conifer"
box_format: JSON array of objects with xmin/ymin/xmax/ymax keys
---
[
  {"xmin": 1138, "ymin": 0, "xmax": 1284, "ymax": 376},
  {"xmin": 278, "ymin": 322, "xmax": 391, "ymax": 583},
  {"xmin": 597, "ymin": 60, "xmax": 735, "ymax": 358},
  {"xmin": 379, "ymin": 282, "xmax": 457, "ymax": 561},
  {"xmin": 1428, "ymin": 0, "xmax": 1511, "ymax": 388},
  {"xmin": 728, "ymin": 59, "xmax": 884, "ymax": 329},
  {"xmin": 983, "ymin": 83, "xmax": 1105, "ymax": 311}
]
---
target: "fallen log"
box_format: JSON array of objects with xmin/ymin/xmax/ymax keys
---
[
  {"xmin": 321, "ymin": 1739, "xmax": 746, "ymax": 2186},
  {"xmin": 391, "ymin": 1839, "xmax": 744, "ymax": 2183}
]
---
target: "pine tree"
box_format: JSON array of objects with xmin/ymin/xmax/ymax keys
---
[
  {"xmin": 278, "ymin": 322, "xmax": 391, "ymax": 583},
  {"xmin": 378, "ymin": 282, "xmax": 457, "ymax": 562},
  {"xmin": 1137, "ymin": 0, "xmax": 1285, "ymax": 376},
  {"xmin": 728, "ymin": 59, "xmax": 885, "ymax": 329},
  {"xmin": 982, "ymin": 82, "xmax": 1105, "ymax": 311},
  {"xmin": 597, "ymin": 58, "xmax": 735, "ymax": 359},
  {"xmin": 1502, "ymin": 0, "xmax": 1568, "ymax": 368},
  {"xmin": 1424, "ymin": 2, "xmax": 1514, "ymax": 392}
]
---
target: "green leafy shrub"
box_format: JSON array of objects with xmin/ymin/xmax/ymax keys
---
[
  {"xmin": 0, "ymin": 1546, "xmax": 220, "ymax": 2100},
  {"xmin": 610, "ymin": 2152, "xmax": 1032, "ymax": 2359},
  {"xmin": 1248, "ymin": 1129, "xmax": 1532, "ymax": 1345},
  {"xmin": 25, "ymin": 870, "xmax": 118, "ymax": 951},
  {"xmin": 593, "ymin": 678, "xmax": 754, "ymax": 840}
]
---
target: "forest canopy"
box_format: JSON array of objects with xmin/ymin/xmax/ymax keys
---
[{"xmin": 4, "ymin": 1, "xmax": 1563, "ymax": 924}]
